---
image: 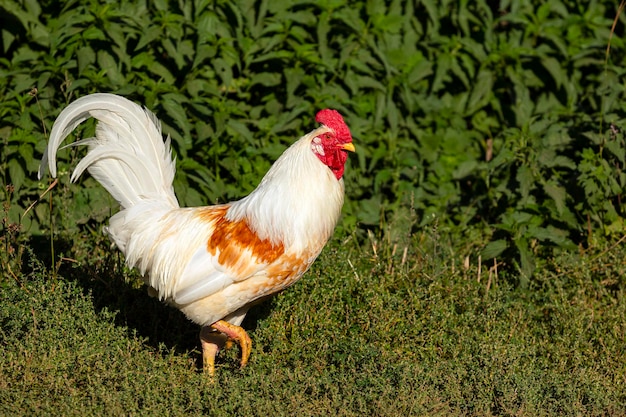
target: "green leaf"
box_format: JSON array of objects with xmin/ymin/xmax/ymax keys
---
[
  {"xmin": 515, "ymin": 238, "xmax": 535, "ymax": 286},
  {"xmin": 466, "ymin": 69, "xmax": 494, "ymax": 115},
  {"xmin": 97, "ymin": 50, "xmax": 124, "ymax": 86},
  {"xmin": 250, "ymin": 72, "xmax": 281, "ymax": 88},
  {"xmin": 540, "ymin": 56, "xmax": 565, "ymax": 88},
  {"xmin": 543, "ymin": 180, "xmax": 567, "ymax": 216},
  {"xmin": 76, "ymin": 47, "xmax": 96, "ymax": 74},
  {"xmin": 481, "ymin": 239, "xmax": 508, "ymax": 259},
  {"xmin": 8, "ymin": 158, "xmax": 26, "ymax": 192},
  {"xmin": 135, "ymin": 26, "xmax": 162, "ymax": 50},
  {"xmin": 516, "ymin": 165, "xmax": 534, "ymax": 199},
  {"xmin": 452, "ymin": 160, "xmax": 478, "ymax": 179}
]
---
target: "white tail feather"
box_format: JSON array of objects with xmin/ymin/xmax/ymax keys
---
[{"xmin": 39, "ymin": 93, "xmax": 179, "ymax": 210}]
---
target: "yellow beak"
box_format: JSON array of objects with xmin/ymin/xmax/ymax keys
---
[{"xmin": 341, "ymin": 142, "xmax": 356, "ymax": 152}]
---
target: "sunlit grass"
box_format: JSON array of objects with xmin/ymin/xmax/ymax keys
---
[{"xmin": 1, "ymin": 228, "xmax": 625, "ymax": 416}]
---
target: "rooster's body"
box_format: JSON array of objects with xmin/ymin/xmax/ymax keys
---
[{"xmin": 39, "ymin": 94, "xmax": 354, "ymax": 374}]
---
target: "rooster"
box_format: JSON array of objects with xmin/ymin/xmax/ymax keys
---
[{"xmin": 38, "ymin": 93, "xmax": 355, "ymax": 375}]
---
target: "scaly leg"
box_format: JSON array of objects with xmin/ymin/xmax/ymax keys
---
[
  {"xmin": 199, "ymin": 320, "xmax": 252, "ymax": 375},
  {"xmin": 199, "ymin": 326, "xmax": 228, "ymax": 376}
]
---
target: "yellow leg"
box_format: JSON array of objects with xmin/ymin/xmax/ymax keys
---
[
  {"xmin": 199, "ymin": 326, "xmax": 227, "ymax": 376},
  {"xmin": 211, "ymin": 320, "xmax": 253, "ymax": 369}
]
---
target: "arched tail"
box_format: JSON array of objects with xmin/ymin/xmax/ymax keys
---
[{"xmin": 39, "ymin": 93, "xmax": 179, "ymax": 210}]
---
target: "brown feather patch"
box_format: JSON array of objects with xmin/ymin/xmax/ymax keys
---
[{"xmin": 197, "ymin": 206, "xmax": 285, "ymax": 267}]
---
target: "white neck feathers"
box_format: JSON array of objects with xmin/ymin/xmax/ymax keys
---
[{"xmin": 226, "ymin": 128, "xmax": 345, "ymax": 254}]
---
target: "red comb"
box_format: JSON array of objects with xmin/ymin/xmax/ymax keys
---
[{"xmin": 315, "ymin": 109, "xmax": 352, "ymax": 143}]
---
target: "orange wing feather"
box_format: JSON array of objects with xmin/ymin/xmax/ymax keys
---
[
  {"xmin": 192, "ymin": 205, "xmax": 319, "ymax": 299},
  {"xmin": 206, "ymin": 212, "xmax": 285, "ymax": 266}
]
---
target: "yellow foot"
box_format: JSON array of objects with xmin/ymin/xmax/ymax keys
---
[
  {"xmin": 199, "ymin": 327, "xmax": 228, "ymax": 377},
  {"xmin": 211, "ymin": 320, "xmax": 252, "ymax": 369},
  {"xmin": 199, "ymin": 321, "xmax": 252, "ymax": 375}
]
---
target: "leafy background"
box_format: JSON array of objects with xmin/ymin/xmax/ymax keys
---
[{"xmin": 2, "ymin": 0, "xmax": 626, "ymax": 280}]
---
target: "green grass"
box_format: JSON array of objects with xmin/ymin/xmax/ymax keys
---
[{"xmin": 2, "ymin": 229, "xmax": 625, "ymax": 416}]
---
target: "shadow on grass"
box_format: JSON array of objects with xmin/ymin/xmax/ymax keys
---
[{"xmin": 27, "ymin": 233, "xmax": 274, "ymax": 370}]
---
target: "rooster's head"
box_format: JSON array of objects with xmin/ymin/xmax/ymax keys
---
[{"xmin": 312, "ymin": 109, "xmax": 355, "ymax": 179}]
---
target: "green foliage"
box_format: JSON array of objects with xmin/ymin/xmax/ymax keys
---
[{"xmin": 1, "ymin": 1, "xmax": 626, "ymax": 272}]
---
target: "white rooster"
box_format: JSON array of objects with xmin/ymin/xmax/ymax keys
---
[{"xmin": 39, "ymin": 94, "xmax": 355, "ymax": 375}]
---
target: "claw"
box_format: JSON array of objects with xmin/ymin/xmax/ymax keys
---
[
  {"xmin": 211, "ymin": 320, "xmax": 252, "ymax": 368},
  {"xmin": 199, "ymin": 320, "xmax": 252, "ymax": 376}
]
